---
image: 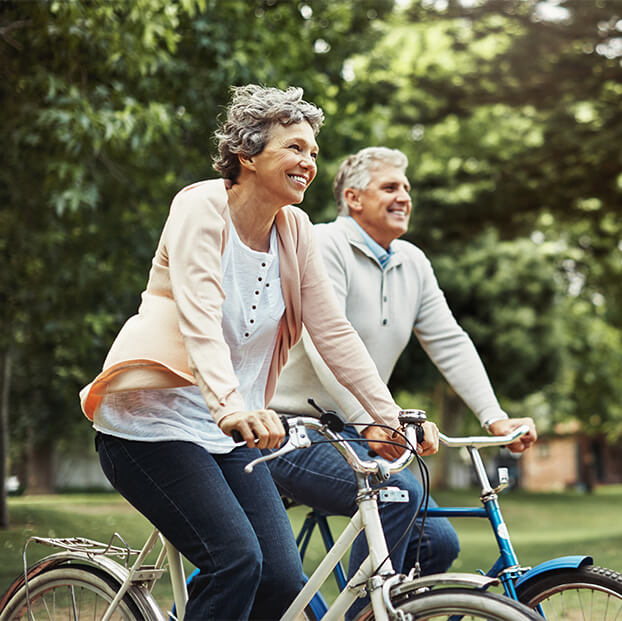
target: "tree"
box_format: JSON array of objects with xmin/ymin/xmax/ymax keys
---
[
  {"xmin": 1, "ymin": 0, "xmax": 221, "ymax": 500},
  {"xmin": 0, "ymin": 0, "xmax": 399, "ymax": 504},
  {"xmin": 346, "ymin": 0, "xmax": 622, "ymax": 436}
]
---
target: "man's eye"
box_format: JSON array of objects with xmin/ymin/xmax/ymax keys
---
[{"xmin": 311, "ymin": 152, "xmax": 318, "ymax": 160}]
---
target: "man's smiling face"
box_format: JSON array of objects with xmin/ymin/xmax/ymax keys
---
[{"xmin": 347, "ymin": 164, "xmax": 412, "ymax": 249}]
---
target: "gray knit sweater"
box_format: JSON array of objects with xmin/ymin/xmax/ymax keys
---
[{"xmin": 269, "ymin": 217, "xmax": 507, "ymax": 428}]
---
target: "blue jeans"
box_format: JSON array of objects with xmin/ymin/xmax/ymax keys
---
[
  {"xmin": 267, "ymin": 425, "xmax": 460, "ymax": 620},
  {"xmin": 96, "ymin": 433, "xmax": 305, "ymax": 621}
]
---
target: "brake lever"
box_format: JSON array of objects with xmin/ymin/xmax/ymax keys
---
[{"xmin": 243, "ymin": 420, "xmax": 311, "ymax": 473}]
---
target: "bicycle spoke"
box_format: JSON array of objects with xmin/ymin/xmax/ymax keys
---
[
  {"xmin": 4, "ymin": 568, "xmax": 146, "ymax": 621},
  {"xmin": 71, "ymin": 584, "xmax": 78, "ymax": 620}
]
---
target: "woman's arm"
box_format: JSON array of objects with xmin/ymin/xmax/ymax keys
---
[
  {"xmin": 298, "ymin": 227, "xmax": 400, "ymax": 429},
  {"xmin": 164, "ymin": 182, "xmax": 246, "ymax": 424}
]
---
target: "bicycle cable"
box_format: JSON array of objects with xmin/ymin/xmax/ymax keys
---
[{"xmin": 312, "ymin": 421, "xmax": 432, "ymax": 587}]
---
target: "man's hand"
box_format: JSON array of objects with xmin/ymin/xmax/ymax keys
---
[
  {"xmin": 488, "ymin": 417, "xmax": 537, "ymax": 453},
  {"xmin": 362, "ymin": 421, "xmax": 439, "ymax": 460},
  {"xmin": 219, "ymin": 409, "xmax": 285, "ymax": 449},
  {"xmin": 417, "ymin": 421, "xmax": 439, "ymax": 456},
  {"xmin": 362, "ymin": 426, "xmax": 404, "ymax": 460}
]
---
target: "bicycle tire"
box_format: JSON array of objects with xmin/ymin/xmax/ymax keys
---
[
  {"xmin": 0, "ymin": 564, "xmax": 152, "ymax": 621},
  {"xmin": 355, "ymin": 587, "xmax": 542, "ymax": 620},
  {"xmin": 516, "ymin": 564, "xmax": 622, "ymax": 620}
]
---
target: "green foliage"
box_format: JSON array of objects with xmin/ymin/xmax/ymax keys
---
[
  {"xmin": 0, "ymin": 0, "xmax": 400, "ymax": 466},
  {"xmin": 433, "ymin": 232, "xmax": 562, "ymax": 398},
  {"xmin": 1, "ymin": 0, "xmax": 621, "ymax": 493},
  {"xmin": 1, "ymin": 0, "xmax": 196, "ymax": 453},
  {"xmin": 391, "ymin": 230, "xmax": 562, "ymax": 403},
  {"xmin": 357, "ymin": 0, "xmax": 622, "ymax": 435}
]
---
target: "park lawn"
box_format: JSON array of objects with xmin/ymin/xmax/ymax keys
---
[
  {"xmin": 293, "ymin": 486, "xmax": 622, "ymax": 604},
  {"xmin": 1, "ymin": 487, "xmax": 621, "ymax": 609}
]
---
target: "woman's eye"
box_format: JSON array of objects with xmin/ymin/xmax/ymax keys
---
[
  {"xmin": 288, "ymin": 144, "xmax": 301, "ymax": 151},
  {"xmin": 311, "ymin": 152, "xmax": 318, "ymax": 160}
]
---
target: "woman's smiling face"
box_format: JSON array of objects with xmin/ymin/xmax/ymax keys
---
[{"xmin": 248, "ymin": 121, "xmax": 319, "ymax": 206}]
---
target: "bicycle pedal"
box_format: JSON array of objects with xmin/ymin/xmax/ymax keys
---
[{"xmin": 379, "ymin": 487, "xmax": 409, "ymax": 503}]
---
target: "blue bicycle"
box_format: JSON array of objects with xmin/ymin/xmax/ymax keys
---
[{"xmin": 294, "ymin": 426, "xmax": 622, "ymax": 620}]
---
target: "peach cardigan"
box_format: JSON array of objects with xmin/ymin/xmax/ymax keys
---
[{"xmin": 80, "ymin": 179, "xmax": 399, "ymax": 428}]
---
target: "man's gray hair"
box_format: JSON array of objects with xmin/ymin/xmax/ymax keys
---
[
  {"xmin": 333, "ymin": 147, "xmax": 408, "ymax": 215},
  {"xmin": 213, "ymin": 85, "xmax": 324, "ymax": 181}
]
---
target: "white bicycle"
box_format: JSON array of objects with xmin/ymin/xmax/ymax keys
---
[{"xmin": 0, "ymin": 409, "xmax": 542, "ymax": 621}]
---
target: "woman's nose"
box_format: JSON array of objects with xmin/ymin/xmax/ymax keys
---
[{"xmin": 300, "ymin": 154, "xmax": 317, "ymax": 174}]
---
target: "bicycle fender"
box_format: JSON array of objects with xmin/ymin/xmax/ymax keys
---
[
  {"xmin": 0, "ymin": 551, "xmax": 166, "ymax": 621},
  {"xmin": 0, "ymin": 555, "xmax": 60, "ymax": 612},
  {"xmin": 0, "ymin": 552, "xmax": 101, "ymax": 613},
  {"xmin": 514, "ymin": 555, "xmax": 594, "ymax": 589},
  {"xmin": 392, "ymin": 572, "xmax": 499, "ymax": 598}
]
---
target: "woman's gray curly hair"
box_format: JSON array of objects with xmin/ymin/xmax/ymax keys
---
[
  {"xmin": 333, "ymin": 147, "xmax": 408, "ymax": 216},
  {"xmin": 213, "ymin": 85, "xmax": 324, "ymax": 181}
]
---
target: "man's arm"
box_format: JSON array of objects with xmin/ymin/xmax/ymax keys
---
[{"xmin": 412, "ymin": 251, "xmax": 536, "ymax": 450}]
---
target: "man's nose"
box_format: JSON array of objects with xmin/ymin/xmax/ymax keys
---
[{"xmin": 397, "ymin": 188, "xmax": 411, "ymax": 203}]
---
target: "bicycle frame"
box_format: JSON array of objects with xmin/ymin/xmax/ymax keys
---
[
  {"xmin": 6, "ymin": 418, "xmax": 530, "ymax": 621},
  {"xmin": 299, "ymin": 438, "xmax": 593, "ymax": 611},
  {"xmin": 284, "ymin": 473, "xmax": 396, "ymax": 621}
]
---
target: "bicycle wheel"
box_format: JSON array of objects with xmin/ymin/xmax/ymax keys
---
[
  {"xmin": 0, "ymin": 565, "xmax": 152, "ymax": 621},
  {"xmin": 355, "ymin": 587, "xmax": 542, "ymax": 620},
  {"xmin": 516, "ymin": 564, "xmax": 622, "ymax": 620}
]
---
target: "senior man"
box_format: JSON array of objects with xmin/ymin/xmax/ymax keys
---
[{"xmin": 268, "ymin": 146, "xmax": 537, "ymax": 619}]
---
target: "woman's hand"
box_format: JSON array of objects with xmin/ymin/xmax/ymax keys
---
[{"xmin": 220, "ymin": 409, "xmax": 285, "ymax": 449}]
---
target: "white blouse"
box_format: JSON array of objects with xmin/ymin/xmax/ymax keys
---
[{"xmin": 93, "ymin": 220, "xmax": 284, "ymax": 453}]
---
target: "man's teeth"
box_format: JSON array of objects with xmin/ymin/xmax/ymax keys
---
[{"xmin": 290, "ymin": 175, "xmax": 306, "ymax": 185}]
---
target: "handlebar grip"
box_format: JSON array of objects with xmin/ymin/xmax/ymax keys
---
[
  {"xmin": 416, "ymin": 424, "xmax": 424, "ymax": 444},
  {"xmin": 280, "ymin": 415, "xmax": 291, "ymax": 433},
  {"xmin": 368, "ymin": 423, "xmax": 425, "ymax": 457},
  {"xmin": 232, "ymin": 415, "xmax": 291, "ymax": 444}
]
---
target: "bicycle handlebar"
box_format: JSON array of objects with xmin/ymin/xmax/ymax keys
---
[
  {"xmin": 243, "ymin": 415, "xmax": 421, "ymax": 477},
  {"xmin": 439, "ymin": 424, "xmax": 530, "ymax": 448},
  {"xmin": 239, "ymin": 407, "xmax": 529, "ymax": 476}
]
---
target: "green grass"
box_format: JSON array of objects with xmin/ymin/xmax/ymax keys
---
[
  {"xmin": 1, "ymin": 487, "xmax": 622, "ymax": 611},
  {"xmin": 0, "ymin": 493, "xmax": 189, "ymax": 613},
  {"xmin": 292, "ymin": 486, "xmax": 622, "ymax": 604}
]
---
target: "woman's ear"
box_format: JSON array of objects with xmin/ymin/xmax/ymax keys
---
[{"xmin": 238, "ymin": 153, "xmax": 256, "ymax": 172}]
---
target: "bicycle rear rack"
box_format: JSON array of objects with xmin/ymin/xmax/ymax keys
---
[
  {"xmin": 23, "ymin": 530, "xmax": 169, "ymax": 591},
  {"xmin": 25, "ymin": 532, "xmax": 141, "ymax": 566}
]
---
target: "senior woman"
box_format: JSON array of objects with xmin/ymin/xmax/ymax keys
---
[{"xmin": 80, "ymin": 84, "xmax": 438, "ymax": 620}]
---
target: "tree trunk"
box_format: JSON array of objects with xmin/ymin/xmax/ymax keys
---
[
  {"xmin": 431, "ymin": 383, "xmax": 466, "ymax": 490},
  {"xmin": 24, "ymin": 439, "xmax": 56, "ymax": 495},
  {"xmin": 0, "ymin": 349, "xmax": 11, "ymax": 528}
]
